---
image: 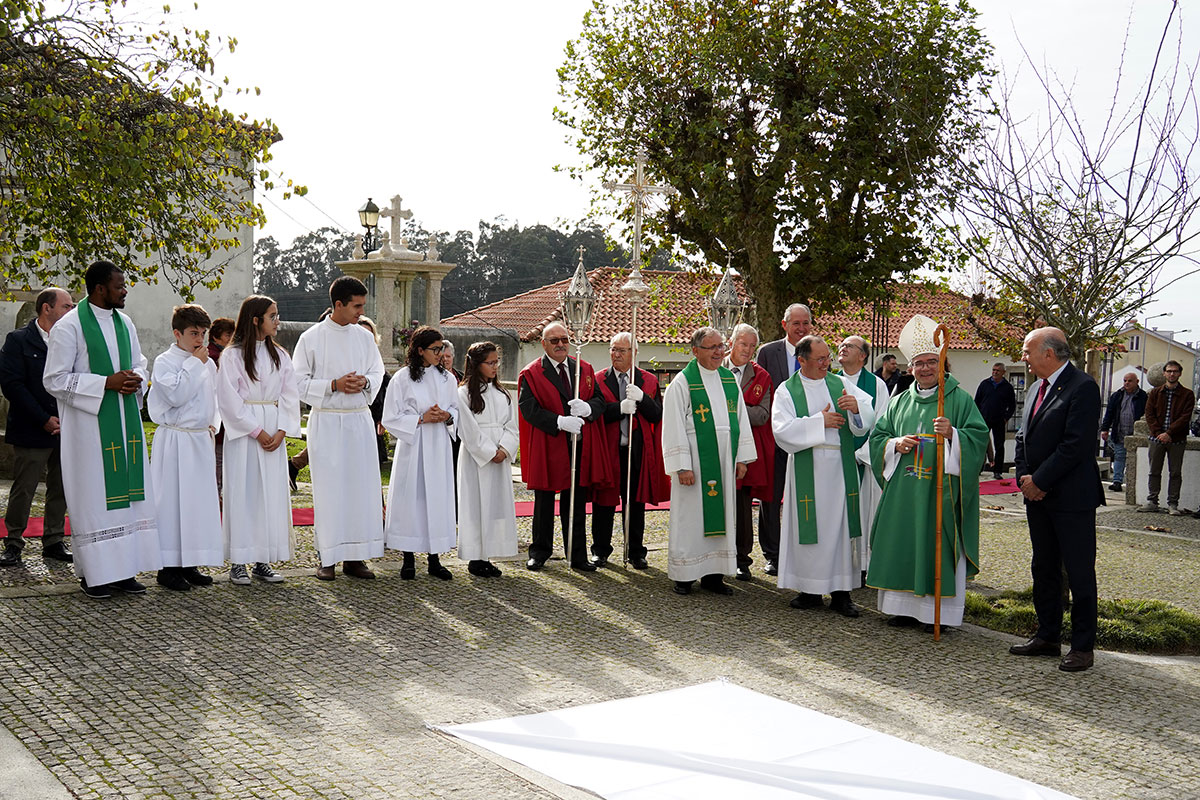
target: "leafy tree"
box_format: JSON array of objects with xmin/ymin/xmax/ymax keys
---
[
  {"xmin": 1, "ymin": 0, "xmax": 301, "ymax": 299},
  {"xmin": 954, "ymin": 1, "xmax": 1200, "ymax": 365},
  {"xmin": 253, "ymin": 226, "xmax": 353, "ymax": 320},
  {"xmin": 556, "ymin": 0, "xmax": 991, "ymax": 331}
]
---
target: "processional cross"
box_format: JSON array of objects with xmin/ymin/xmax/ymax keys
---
[{"xmin": 603, "ymin": 145, "xmax": 677, "ymax": 281}]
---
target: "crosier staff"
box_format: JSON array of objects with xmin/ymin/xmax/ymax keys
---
[{"xmin": 932, "ymin": 323, "xmax": 951, "ymax": 641}]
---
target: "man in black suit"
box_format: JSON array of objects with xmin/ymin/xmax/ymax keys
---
[
  {"xmin": 1012, "ymin": 327, "xmax": 1103, "ymax": 672},
  {"xmin": 0, "ymin": 288, "xmax": 76, "ymax": 566},
  {"xmin": 974, "ymin": 362, "xmax": 1017, "ymax": 479},
  {"xmin": 754, "ymin": 302, "xmax": 812, "ymax": 575}
]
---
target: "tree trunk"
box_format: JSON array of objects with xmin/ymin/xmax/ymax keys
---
[{"xmin": 740, "ymin": 224, "xmax": 782, "ymax": 342}]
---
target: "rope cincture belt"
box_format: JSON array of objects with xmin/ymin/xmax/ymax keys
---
[
  {"xmin": 311, "ymin": 406, "xmax": 369, "ymax": 414},
  {"xmin": 245, "ymin": 400, "xmax": 279, "ymax": 406},
  {"xmin": 160, "ymin": 424, "xmax": 210, "ymax": 434}
]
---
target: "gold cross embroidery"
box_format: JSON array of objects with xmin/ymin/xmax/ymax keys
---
[
  {"xmin": 127, "ymin": 432, "xmax": 141, "ymax": 463},
  {"xmin": 694, "ymin": 403, "xmax": 710, "ymax": 423},
  {"xmin": 799, "ymin": 495, "xmax": 814, "ymax": 521},
  {"xmin": 105, "ymin": 442, "xmax": 122, "ymax": 471}
]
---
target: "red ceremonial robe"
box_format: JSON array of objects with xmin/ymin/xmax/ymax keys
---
[
  {"xmin": 592, "ymin": 367, "xmax": 671, "ymax": 507},
  {"xmin": 737, "ymin": 361, "xmax": 776, "ymax": 501},
  {"xmin": 518, "ymin": 356, "xmax": 613, "ymax": 492}
]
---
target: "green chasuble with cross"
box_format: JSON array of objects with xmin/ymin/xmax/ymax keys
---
[{"xmin": 864, "ymin": 375, "xmax": 988, "ymax": 597}]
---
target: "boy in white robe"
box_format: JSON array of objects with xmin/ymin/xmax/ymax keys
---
[
  {"xmin": 293, "ymin": 276, "xmax": 385, "ymax": 581},
  {"xmin": 148, "ymin": 304, "xmax": 222, "ymax": 591},
  {"xmin": 43, "ymin": 260, "xmax": 161, "ymax": 598}
]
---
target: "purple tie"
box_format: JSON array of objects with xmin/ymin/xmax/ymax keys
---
[{"xmin": 1031, "ymin": 380, "xmax": 1049, "ymax": 417}]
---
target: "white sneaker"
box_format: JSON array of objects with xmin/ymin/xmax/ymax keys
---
[
  {"xmin": 251, "ymin": 562, "xmax": 284, "ymax": 583},
  {"xmin": 1169, "ymin": 506, "xmax": 1185, "ymax": 516},
  {"xmin": 229, "ymin": 563, "xmax": 251, "ymax": 585}
]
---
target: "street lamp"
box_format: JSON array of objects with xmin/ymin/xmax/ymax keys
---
[
  {"xmin": 1139, "ymin": 312, "xmax": 1173, "ymax": 376},
  {"xmin": 358, "ymin": 198, "xmax": 381, "ymax": 254}
]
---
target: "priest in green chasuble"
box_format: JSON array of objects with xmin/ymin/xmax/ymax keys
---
[
  {"xmin": 662, "ymin": 327, "xmax": 756, "ymax": 595},
  {"xmin": 865, "ymin": 314, "xmax": 988, "ymax": 629},
  {"xmin": 772, "ymin": 336, "xmax": 875, "ymax": 617}
]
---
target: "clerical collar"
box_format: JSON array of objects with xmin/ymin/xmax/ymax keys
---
[
  {"xmin": 916, "ymin": 384, "xmax": 937, "ymax": 397},
  {"xmin": 842, "ymin": 368, "xmax": 861, "ymax": 379},
  {"xmin": 88, "ymin": 301, "xmax": 114, "ymax": 318}
]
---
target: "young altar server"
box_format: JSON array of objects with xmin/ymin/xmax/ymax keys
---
[
  {"xmin": 215, "ymin": 295, "xmax": 300, "ymax": 585},
  {"xmin": 147, "ymin": 304, "xmax": 223, "ymax": 590},
  {"xmin": 383, "ymin": 326, "xmax": 459, "ymax": 579},
  {"xmin": 455, "ymin": 341, "xmax": 519, "ymax": 577}
]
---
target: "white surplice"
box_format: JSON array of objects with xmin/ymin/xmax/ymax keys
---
[
  {"xmin": 382, "ymin": 365, "xmax": 459, "ymax": 554},
  {"xmin": 842, "ymin": 368, "xmax": 889, "ymax": 571},
  {"xmin": 662, "ymin": 365, "xmax": 756, "ymax": 582},
  {"xmin": 876, "ymin": 384, "xmax": 968, "ymax": 625},
  {"xmin": 772, "ymin": 373, "xmax": 875, "ymax": 594},
  {"xmin": 455, "ymin": 383, "xmax": 520, "ymax": 561},
  {"xmin": 293, "ymin": 318, "xmax": 386, "ymax": 566},
  {"xmin": 147, "ymin": 345, "xmax": 222, "ymax": 567},
  {"xmin": 43, "ymin": 304, "xmax": 162, "ymax": 585},
  {"xmin": 215, "ymin": 341, "xmax": 302, "ymax": 564}
]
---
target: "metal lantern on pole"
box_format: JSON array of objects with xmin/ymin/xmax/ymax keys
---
[
  {"xmin": 707, "ymin": 261, "xmax": 743, "ymax": 339},
  {"xmin": 358, "ymin": 197, "xmax": 381, "ymax": 254},
  {"xmin": 560, "ymin": 248, "xmax": 599, "ymax": 570}
]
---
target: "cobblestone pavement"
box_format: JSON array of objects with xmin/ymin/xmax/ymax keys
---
[{"xmin": 0, "ymin": 480, "xmax": 1197, "ymax": 799}]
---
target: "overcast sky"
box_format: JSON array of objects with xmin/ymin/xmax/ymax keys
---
[{"xmin": 137, "ymin": 0, "xmax": 1199, "ymax": 342}]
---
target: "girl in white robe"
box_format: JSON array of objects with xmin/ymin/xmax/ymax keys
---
[
  {"xmin": 215, "ymin": 296, "xmax": 301, "ymax": 585},
  {"xmin": 382, "ymin": 326, "xmax": 459, "ymax": 580},
  {"xmin": 455, "ymin": 341, "xmax": 519, "ymax": 576}
]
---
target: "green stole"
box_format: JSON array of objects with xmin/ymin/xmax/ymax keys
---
[
  {"xmin": 785, "ymin": 372, "xmax": 862, "ymax": 544},
  {"xmin": 682, "ymin": 359, "xmax": 740, "ymax": 537},
  {"xmin": 77, "ymin": 301, "xmax": 145, "ymax": 510}
]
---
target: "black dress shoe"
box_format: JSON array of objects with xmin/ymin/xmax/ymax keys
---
[
  {"xmin": 789, "ymin": 592, "xmax": 824, "ymax": 609},
  {"xmin": 468, "ymin": 560, "xmax": 491, "ymax": 577},
  {"xmin": 829, "ymin": 592, "xmax": 860, "ymax": 617},
  {"xmin": 673, "ymin": 580, "xmax": 693, "ymax": 595},
  {"xmin": 181, "ymin": 566, "xmax": 213, "ymax": 586},
  {"xmin": 887, "ymin": 615, "xmax": 919, "ymax": 628},
  {"xmin": 0, "ymin": 544, "xmax": 21, "ymax": 567},
  {"xmin": 700, "ymin": 578, "xmax": 734, "ymax": 595},
  {"xmin": 80, "ymin": 578, "xmax": 111, "ymax": 599},
  {"xmin": 591, "ymin": 556, "xmax": 608, "ymax": 568},
  {"xmin": 526, "ymin": 558, "xmax": 545, "ymax": 571},
  {"xmin": 1108, "ymin": 481, "xmax": 1122, "ymax": 492},
  {"xmin": 629, "ymin": 557, "xmax": 649, "ymax": 570},
  {"xmin": 427, "ymin": 556, "xmax": 452, "ymax": 581},
  {"xmin": 735, "ymin": 567, "xmax": 751, "ymax": 581},
  {"xmin": 42, "ymin": 542, "xmax": 73, "ymax": 563},
  {"xmin": 764, "ymin": 560, "xmax": 778, "ymax": 576},
  {"xmin": 111, "ymin": 577, "xmax": 147, "ymax": 594},
  {"xmin": 1009, "ymin": 637, "xmax": 1062, "ymax": 657},
  {"xmin": 156, "ymin": 568, "xmax": 192, "ymax": 591},
  {"xmin": 571, "ymin": 561, "xmax": 598, "ymax": 572},
  {"xmin": 1059, "ymin": 650, "xmax": 1094, "ymax": 672},
  {"xmin": 484, "ymin": 561, "xmax": 502, "ymax": 577}
]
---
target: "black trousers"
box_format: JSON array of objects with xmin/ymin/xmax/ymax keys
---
[
  {"xmin": 735, "ymin": 487, "xmax": 755, "ymax": 570},
  {"xmin": 988, "ymin": 419, "xmax": 1007, "ymax": 473},
  {"xmin": 1026, "ymin": 503, "xmax": 1098, "ymax": 651},
  {"xmin": 591, "ymin": 444, "xmax": 646, "ymax": 561},
  {"xmin": 530, "ymin": 486, "xmax": 591, "ymax": 565},
  {"xmin": 756, "ymin": 447, "xmax": 787, "ymax": 562}
]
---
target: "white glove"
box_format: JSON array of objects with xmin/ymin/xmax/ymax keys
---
[
  {"xmin": 568, "ymin": 398, "xmax": 591, "ymax": 417},
  {"xmin": 620, "ymin": 398, "xmax": 637, "ymax": 415},
  {"xmin": 625, "ymin": 384, "xmax": 644, "ymax": 402},
  {"xmin": 557, "ymin": 415, "xmax": 584, "ymax": 435}
]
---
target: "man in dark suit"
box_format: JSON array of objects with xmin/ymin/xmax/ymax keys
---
[
  {"xmin": 1012, "ymin": 327, "xmax": 1103, "ymax": 672},
  {"xmin": 754, "ymin": 302, "xmax": 811, "ymax": 575},
  {"xmin": 0, "ymin": 288, "xmax": 76, "ymax": 566},
  {"xmin": 974, "ymin": 362, "xmax": 1017, "ymax": 479}
]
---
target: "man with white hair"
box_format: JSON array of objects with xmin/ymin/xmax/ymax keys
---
[
  {"xmin": 723, "ymin": 322, "xmax": 774, "ymax": 580},
  {"xmin": 754, "ymin": 302, "xmax": 813, "ymax": 575},
  {"xmin": 518, "ymin": 321, "xmax": 609, "ymax": 571},
  {"xmin": 662, "ymin": 327, "xmax": 756, "ymax": 594},
  {"xmin": 837, "ymin": 335, "xmax": 888, "ymax": 576},
  {"xmin": 591, "ymin": 332, "xmax": 668, "ymax": 570}
]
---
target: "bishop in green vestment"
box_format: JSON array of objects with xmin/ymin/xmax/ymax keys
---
[{"xmin": 865, "ymin": 315, "xmax": 988, "ymax": 628}]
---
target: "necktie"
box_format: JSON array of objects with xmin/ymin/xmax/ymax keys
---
[
  {"xmin": 619, "ymin": 372, "xmax": 629, "ymax": 445},
  {"xmin": 794, "ymin": 345, "xmax": 802, "ymax": 374},
  {"xmin": 558, "ymin": 362, "xmax": 570, "ymax": 393},
  {"xmin": 1031, "ymin": 379, "xmax": 1049, "ymax": 417}
]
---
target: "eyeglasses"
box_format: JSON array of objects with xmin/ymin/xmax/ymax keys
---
[
  {"xmin": 267, "ymin": 313, "xmax": 280, "ymax": 321},
  {"xmin": 912, "ymin": 359, "xmax": 938, "ymax": 369},
  {"xmin": 482, "ymin": 359, "xmax": 500, "ymax": 367},
  {"xmin": 1165, "ymin": 368, "xmax": 1182, "ymax": 374},
  {"xmin": 545, "ymin": 337, "xmax": 569, "ymax": 346},
  {"xmin": 695, "ymin": 343, "xmax": 726, "ymax": 351},
  {"xmin": 426, "ymin": 345, "xmax": 444, "ymax": 353},
  {"xmin": 610, "ymin": 347, "xmax": 632, "ymax": 353}
]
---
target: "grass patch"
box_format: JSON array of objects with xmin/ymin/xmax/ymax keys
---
[{"xmin": 965, "ymin": 589, "xmax": 1200, "ymax": 655}]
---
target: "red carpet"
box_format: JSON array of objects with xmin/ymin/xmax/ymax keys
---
[
  {"xmin": 979, "ymin": 478, "xmax": 1019, "ymax": 495},
  {"xmin": 21, "ymin": 500, "xmax": 673, "ymax": 535}
]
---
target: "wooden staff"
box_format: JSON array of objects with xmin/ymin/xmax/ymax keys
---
[{"xmin": 932, "ymin": 323, "xmax": 950, "ymax": 641}]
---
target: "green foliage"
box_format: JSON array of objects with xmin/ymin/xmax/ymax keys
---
[
  {"xmin": 1, "ymin": 0, "xmax": 301, "ymax": 299},
  {"xmin": 965, "ymin": 589, "xmax": 1200, "ymax": 655},
  {"xmin": 557, "ymin": 0, "xmax": 992, "ymax": 331},
  {"xmin": 254, "ymin": 226, "xmax": 353, "ymax": 320}
]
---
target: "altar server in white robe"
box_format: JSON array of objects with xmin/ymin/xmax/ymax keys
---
[
  {"xmin": 662, "ymin": 327, "xmax": 756, "ymax": 595},
  {"xmin": 836, "ymin": 335, "xmax": 890, "ymax": 574},
  {"xmin": 43, "ymin": 260, "xmax": 161, "ymax": 598},
  {"xmin": 216, "ymin": 295, "xmax": 301, "ymax": 585},
  {"xmin": 293, "ymin": 276, "xmax": 385, "ymax": 581},
  {"xmin": 148, "ymin": 304, "xmax": 222, "ymax": 591},
  {"xmin": 382, "ymin": 326, "xmax": 459, "ymax": 580},
  {"xmin": 773, "ymin": 335, "xmax": 875, "ymax": 617},
  {"xmin": 455, "ymin": 341, "xmax": 519, "ymax": 577}
]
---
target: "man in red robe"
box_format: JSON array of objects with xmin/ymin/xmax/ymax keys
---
[
  {"xmin": 591, "ymin": 332, "xmax": 670, "ymax": 570},
  {"xmin": 519, "ymin": 321, "xmax": 611, "ymax": 571},
  {"xmin": 725, "ymin": 323, "xmax": 775, "ymax": 580}
]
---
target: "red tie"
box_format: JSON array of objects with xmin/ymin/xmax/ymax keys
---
[{"xmin": 1031, "ymin": 379, "xmax": 1049, "ymax": 417}]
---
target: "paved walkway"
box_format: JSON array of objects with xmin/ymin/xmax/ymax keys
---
[{"xmin": 0, "ymin": 478, "xmax": 1197, "ymax": 799}]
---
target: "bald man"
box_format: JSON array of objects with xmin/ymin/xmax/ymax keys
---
[{"xmin": 1099, "ymin": 372, "xmax": 1146, "ymax": 492}]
